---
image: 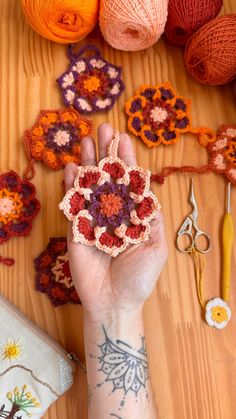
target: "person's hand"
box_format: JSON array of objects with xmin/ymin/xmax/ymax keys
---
[{"xmin": 64, "ymin": 124, "xmax": 168, "ymax": 319}]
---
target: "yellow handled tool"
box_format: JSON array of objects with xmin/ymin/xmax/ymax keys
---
[{"xmin": 222, "ymin": 183, "xmax": 234, "ymax": 301}]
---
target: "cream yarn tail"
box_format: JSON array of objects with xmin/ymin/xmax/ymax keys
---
[{"xmin": 99, "ymin": 0, "xmax": 168, "ymax": 51}]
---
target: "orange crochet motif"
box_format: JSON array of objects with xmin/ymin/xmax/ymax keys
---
[
  {"xmin": 23, "ymin": 108, "xmax": 93, "ymax": 179},
  {"xmin": 125, "ymin": 82, "xmax": 215, "ymax": 147}
]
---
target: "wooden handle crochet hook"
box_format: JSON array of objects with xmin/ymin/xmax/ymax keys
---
[{"xmin": 222, "ymin": 183, "xmax": 234, "ymax": 301}]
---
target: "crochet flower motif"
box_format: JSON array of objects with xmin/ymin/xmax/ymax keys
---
[
  {"xmin": 35, "ymin": 237, "xmax": 80, "ymax": 307},
  {"xmin": 23, "ymin": 108, "xmax": 92, "ymax": 179},
  {"xmin": 208, "ymin": 124, "xmax": 236, "ymax": 184},
  {"xmin": 57, "ymin": 44, "xmax": 125, "ymax": 114},
  {"xmin": 205, "ymin": 298, "xmax": 231, "ymax": 329},
  {"xmin": 125, "ymin": 82, "xmax": 215, "ymax": 148},
  {"xmin": 0, "ymin": 171, "xmax": 40, "ymax": 244},
  {"xmin": 59, "ymin": 131, "xmax": 161, "ymax": 257}
]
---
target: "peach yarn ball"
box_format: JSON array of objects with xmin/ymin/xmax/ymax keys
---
[
  {"xmin": 99, "ymin": 0, "xmax": 168, "ymax": 51},
  {"xmin": 21, "ymin": 0, "xmax": 99, "ymax": 44},
  {"xmin": 184, "ymin": 14, "xmax": 236, "ymax": 85}
]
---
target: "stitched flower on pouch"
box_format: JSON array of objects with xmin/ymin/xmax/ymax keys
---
[
  {"xmin": 34, "ymin": 237, "xmax": 80, "ymax": 307},
  {"xmin": 57, "ymin": 44, "xmax": 125, "ymax": 114},
  {"xmin": 0, "ymin": 171, "xmax": 40, "ymax": 244},
  {"xmin": 125, "ymin": 82, "xmax": 193, "ymax": 147},
  {"xmin": 23, "ymin": 108, "xmax": 92, "ymax": 179},
  {"xmin": 205, "ymin": 298, "xmax": 231, "ymax": 329},
  {"xmin": 208, "ymin": 124, "xmax": 236, "ymax": 184},
  {"xmin": 6, "ymin": 385, "xmax": 40, "ymax": 417},
  {"xmin": 59, "ymin": 131, "xmax": 161, "ymax": 257},
  {"xmin": 1, "ymin": 338, "xmax": 22, "ymax": 362}
]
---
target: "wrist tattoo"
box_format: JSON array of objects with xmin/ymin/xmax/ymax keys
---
[
  {"xmin": 98, "ymin": 325, "xmax": 149, "ymax": 401},
  {"xmin": 110, "ymin": 414, "xmax": 122, "ymax": 418}
]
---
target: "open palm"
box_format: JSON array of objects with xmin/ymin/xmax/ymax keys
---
[{"xmin": 65, "ymin": 124, "xmax": 168, "ymax": 316}]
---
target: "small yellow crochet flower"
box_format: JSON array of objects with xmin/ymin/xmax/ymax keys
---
[{"xmin": 205, "ymin": 298, "xmax": 231, "ymax": 329}]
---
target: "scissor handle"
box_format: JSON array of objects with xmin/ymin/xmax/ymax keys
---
[
  {"xmin": 177, "ymin": 231, "xmax": 211, "ymax": 254},
  {"xmin": 176, "ymin": 232, "xmax": 194, "ymax": 253},
  {"xmin": 194, "ymin": 231, "xmax": 211, "ymax": 254}
]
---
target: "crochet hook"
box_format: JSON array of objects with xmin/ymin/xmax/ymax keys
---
[{"xmin": 222, "ymin": 182, "xmax": 234, "ymax": 301}]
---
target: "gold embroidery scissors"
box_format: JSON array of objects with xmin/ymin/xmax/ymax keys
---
[{"xmin": 176, "ymin": 179, "xmax": 211, "ymax": 254}]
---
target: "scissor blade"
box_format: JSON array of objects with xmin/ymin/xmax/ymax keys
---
[{"xmin": 189, "ymin": 178, "xmax": 198, "ymax": 220}]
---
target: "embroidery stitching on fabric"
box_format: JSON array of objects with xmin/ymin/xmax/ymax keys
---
[
  {"xmin": 0, "ymin": 366, "xmax": 59, "ymax": 397},
  {"xmin": 34, "ymin": 237, "xmax": 81, "ymax": 307},
  {"xmin": 1, "ymin": 339, "xmax": 22, "ymax": 362},
  {"xmin": 125, "ymin": 82, "xmax": 215, "ymax": 148},
  {"xmin": 23, "ymin": 108, "xmax": 93, "ymax": 180},
  {"xmin": 57, "ymin": 44, "xmax": 125, "ymax": 114},
  {"xmin": 59, "ymin": 131, "xmax": 161, "ymax": 257}
]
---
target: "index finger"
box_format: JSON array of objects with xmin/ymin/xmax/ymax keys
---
[{"xmin": 118, "ymin": 133, "xmax": 137, "ymax": 166}]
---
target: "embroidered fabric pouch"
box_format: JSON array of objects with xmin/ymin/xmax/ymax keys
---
[{"xmin": 0, "ymin": 295, "xmax": 74, "ymax": 418}]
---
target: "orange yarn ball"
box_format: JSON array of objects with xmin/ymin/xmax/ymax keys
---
[
  {"xmin": 165, "ymin": 0, "xmax": 222, "ymax": 46},
  {"xmin": 21, "ymin": 0, "xmax": 99, "ymax": 44},
  {"xmin": 99, "ymin": 0, "xmax": 168, "ymax": 51},
  {"xmin": 184, "ymin": 14, "xmax": 236, "ymax": 85}
]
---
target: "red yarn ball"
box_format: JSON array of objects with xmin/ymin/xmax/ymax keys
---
[
  {"xmin": 184, "ymin": 14, "xmax": 236, "ymax": 86},
  {"xmin": 165, "ymin": 0, "xmax": 222, "ymax": 46}
]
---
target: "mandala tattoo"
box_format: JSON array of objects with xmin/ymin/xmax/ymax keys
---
[{"xmin": 98, "ymin": 326, "xmax": 149, "ymax": 396}]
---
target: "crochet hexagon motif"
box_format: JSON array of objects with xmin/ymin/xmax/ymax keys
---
[
  {"xmin": 0, "ymin": 171, "xmax": 40, "ymax": 244},
  {"xmin": 59, "ymin": 131, "xmax": 161, "ymax": 257},
  {"xmin": 57, "ymin": 44, "xmax": 125, "ymax": 114},
  {"xmin": 125, "ymin": 82, "xmax": 215, "ymax": 148},
  {"xmin": 23, "ymin": 108, "xmax": 92, "ymax": 179},
  {"xmin": 35, "ymin": 237, "xmax": 80, "ymax": 307},
  {"xmin": 208, "ymin": 124, "xmax": 236, "ymax": 184}
]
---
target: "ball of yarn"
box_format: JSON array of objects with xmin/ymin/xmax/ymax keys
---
[
  {"xmin": 99, "ymin": 0, "xmax": 168, "ymax": 51},
  {"xmin": 165, "ymin": 0, "xmax": 222, "ymax": 46},
  {"xmin": 184, "ymin": 14, "xmax": 236, "ymax": 85},
  {"xmin": 21, "ymin": 0, "xmax": 99, "ymax": 44}
]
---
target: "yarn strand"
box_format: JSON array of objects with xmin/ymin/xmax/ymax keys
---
[
  {"xmin": 0, "ymin": 256, "xmax": 15, "ymax": 266},
  {"xmin": 151, "ymin": 164, "xmax": 211, "ymax": 184},
  {"xmin": 23, "ymin": 134, "xmax": 36, "ymax": 180},
  {"xmin": 190, "ymin": 248, "xmax": 205, "ymax": 310}
]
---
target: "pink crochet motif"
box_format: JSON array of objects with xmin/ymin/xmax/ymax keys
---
[{"xmin": 59, "ymin": 131, "xmax": 161, "ymax": 257}]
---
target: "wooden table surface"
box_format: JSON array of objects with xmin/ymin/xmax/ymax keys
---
[{"xmin": 0, "ymin": 1, "xmax": 236, "ymax": 418}]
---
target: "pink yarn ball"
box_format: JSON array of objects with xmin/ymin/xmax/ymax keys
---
[{"xmin": 99, "ymin": 0, "xmax": 168, "ymax": 51}]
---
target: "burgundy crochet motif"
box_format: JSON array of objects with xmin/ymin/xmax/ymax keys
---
[
  {"xmin": 0, "ymin": 171, "xmax": 40, "ymax": 245},
  {"xmin": 34, "ymin": 237, "xmax": 80, "ymax": 307}
]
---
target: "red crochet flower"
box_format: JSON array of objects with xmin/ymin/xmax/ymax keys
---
[
  {"xmin": 35, "ymin": 237, "xmax": 81, "ymax": 307},
  {"xmin": 208, "ymin": 124, "xmax": 236, "ymax": 184},
  {"xmin": 59, "ymin": 131, "xmax": 161, "ymax": 257},
  {"xmin": 0, "ymin": 171, "xmax": 40, "ymax": 244}
]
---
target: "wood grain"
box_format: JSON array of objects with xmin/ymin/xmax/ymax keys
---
[{"xmin": 0, "ymin": 1, "xmax": 235, "ymax": 418}]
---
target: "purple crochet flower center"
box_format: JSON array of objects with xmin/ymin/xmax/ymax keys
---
[
  {"xmin": 87, "ymin": 181, "xmax": 135, "ymax": 228},
  {"xmin": 46, "ymin": 123, "xmax": 78, "ymax": 152}
]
